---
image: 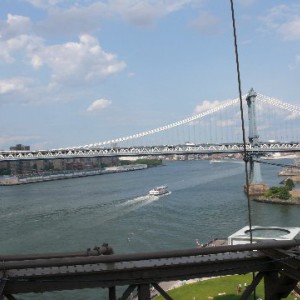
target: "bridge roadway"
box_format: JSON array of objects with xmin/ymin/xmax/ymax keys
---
[
  {"xmin": 1, "ymin": 142, "xmax": 300, "ymax": 161},
  {"xmin": 1, "ymin": 240, "xmax": 300, "ymax": 299}
]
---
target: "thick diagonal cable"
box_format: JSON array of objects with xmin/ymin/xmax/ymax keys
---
[
  {"xmin": 230, "ymin": 2, "xmax": 256, "ymax": 298},
  {"xmin": 230, "ymin": 0, "xmax": 253, "ymax": 243}
]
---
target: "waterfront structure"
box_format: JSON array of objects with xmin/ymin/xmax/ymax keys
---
[
  {"xmin": 245, "ymin": 88, "xmax": 269, "ymax": 195},
  {"xmin": 228, "ymin": 226, "xmax": 300, "ymax": 245},
  {"xmin": 0, "ymin": 156, "xmax": 119, "ymax": 176}
]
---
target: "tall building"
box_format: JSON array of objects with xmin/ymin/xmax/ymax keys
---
[{"xmin": 10, "ymin": 144, "xmax": 30, "ymax": 151}]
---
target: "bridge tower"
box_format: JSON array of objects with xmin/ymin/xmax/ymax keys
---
[{"xmin": 245, "ymin": 88, "xmax": 269, "ymax": 195}]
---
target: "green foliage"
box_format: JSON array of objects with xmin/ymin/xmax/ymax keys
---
[
  {"xmin": 0, "ymin": 168, "xmax": 11, "ymax": 176},
  {"xmin": 100, "ymin": 163, "xmax": 108, "ymax": 168},
  {"xmin": 285, "ymin": 178, "xmax": 295, "ymax": 191},
  {"xmin": 120, "ymin": 159, "xmax": 162, "ymax": 167},
  {"xmin": 264, "ymin": 186, "xmax": 291, "ymax": 200}
]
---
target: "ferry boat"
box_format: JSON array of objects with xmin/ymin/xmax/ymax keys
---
[{"xmin": 149, "ymin": 185, "xmax": 168, "ymax": 196}]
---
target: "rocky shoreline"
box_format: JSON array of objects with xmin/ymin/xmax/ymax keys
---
[{"xmin": 252, "ymin": 196, "xmax": 300, "ymax": 205}]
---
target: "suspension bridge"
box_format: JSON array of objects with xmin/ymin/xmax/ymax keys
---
[
  {"xmin": 1, "ymin": 90, "xmax": 300, "ymax": 298},
  {"xmin": 1, "ymin": 89, "xmax": 300, "ymax": 161}
]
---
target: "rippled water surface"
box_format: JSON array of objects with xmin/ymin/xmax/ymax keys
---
[{"xmin": 1, "ymin": 160, "xmax": 299, "ymax": 299}]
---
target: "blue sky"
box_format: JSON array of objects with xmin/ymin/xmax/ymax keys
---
[{"xmin": 1, "ymin": 0, "xmax": 300, "ymax": 150}]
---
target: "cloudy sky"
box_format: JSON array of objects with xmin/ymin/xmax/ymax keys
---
[{"xmin": 1, "ymin": 0, "xmax": 300, "ymax": 150}]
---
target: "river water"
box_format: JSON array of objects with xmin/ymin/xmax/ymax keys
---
[{"xmin": 1, "ymin": 159, "xmax": 299, "ymax": 299}]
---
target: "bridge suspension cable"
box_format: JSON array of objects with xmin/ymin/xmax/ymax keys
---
[
  {"xmin": 61, "ymin": 92, "xmax": 300, "ymax": 151},
  {"xmin": 257, "ymin": 93, "xmax": 300, "ymax": 115},
  {"xmin": 76, "ymin": 97, "xmax": 241, "ymax": 150}
]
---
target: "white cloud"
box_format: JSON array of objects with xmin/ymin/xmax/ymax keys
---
[
  {"xmin": 37, "ymin": 2, "xmax": 107, "ymax": 37},
  {"xmin": 87, "ymin": 98, "xmax": 112, "ymax": 112},
  {"xmin": 0, "ymin": 12, "xmax": 126, "ymax": 88},
  {"xmin": 0, "ymin": 14, "xmax": 41, "ymax": 63},
  {"xmin": 24, "ymin": 0, "xmax": 64, "ymax": 9},
  {"xmin": 0, "ymin": 78, "xmax": 28, "ymax": 94},
  {"xmin": 262, "ymin": 4, "xmax": 300, "ymax": 41},
  {"xmin": 278, "ymin": 17, "xmax": 300, "ymax": 41},
  {"xmin": 29, "ymin": 0, "xmax": 193, "ymax": 30},
  {"xmin": 0, "ymin": 12, "xmax": 126, "ymax": 104},
  {"xmin": 286, "ymin": 111, "xmax": 300, "ymax": 120},
  {"xmin": 0, "ymin": 14, "xmax": 32, "ymax": 39},
  {"xmin": 192, "ymin": 99, "xmax": 240, "ymax": 128},
  {"xmin": 0, "ymin": 34, "xmax": 43, "ymax": 64},
  {"xmin": 107, "ymin": 0, "xmax": 192, "ymax": 26},
  {"xmin": 194, "ymin": 100, "xmax": 223, "ymax": 114},
  {"xmin": 190, "ymin": 12, "xmax": 220, "ymax": 34},
  {"xmin": 30, "ymin": 34, "xmax": 126, "ymax": 84}
]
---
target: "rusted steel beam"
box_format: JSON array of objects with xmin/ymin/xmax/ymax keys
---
[
  {"xmin": 0, "ymin": 244, "xmax": 113, "ymax": 262},
  {"xmin": 265, "ymin": 272, "xmax": 298, "ymax": 300},
  {"xmin": 119, "ymin": 285, "xmax": 137, "ymax": 300},
  {"xmin": 261, "ymin": 247, "xmax": 300, "ymax": 281},
  {"xmin": 280, "ymin": 267, "xmax": 300, "ymax": 282},
  {"xmin": 3, "ymin": 295, "xmax": 17, "ymax": 300},
  {"xmin": 240, "ymin": 272, "xmax": 265, "ymax": 300},
  {"xmin": 0, "ymin": 278, "xmax": 7, "ymax": 297},
  {"xmin": 261, "ymin": 248, "xmax": 300, "ymax": 269},
  {"xmin": 137, "ymin": 284, "xmax": 150, "ymax": 300},
  {"xmin": 1, "ymin": 242, "xmax": 298, "ymax": 296},
  {"xmin": 264, "ymin": 272, "xmax": 280, "ymax": 300},
  {"xmin": 108, "ymin": 286, "xmax": 116, "ymax": 300},
  {"xmin": 1, "ymin": 240, "xmax": 299, "ymax": 270},
  {"xmin": 3, "ymin": 254, "xmax": 276, "ymax": 294}
]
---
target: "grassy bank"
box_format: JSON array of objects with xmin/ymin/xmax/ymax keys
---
[{"xmin": 155, "ymin": 274, "xmax": 296, "ymax": 300}]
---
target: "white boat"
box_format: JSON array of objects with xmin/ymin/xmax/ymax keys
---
[{"xmin": 149, "ymin": 185, "xmax": 168, "ymax": 196}]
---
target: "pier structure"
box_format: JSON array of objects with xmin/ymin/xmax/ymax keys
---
[{"xmin": 245, "ymin": 88, "xmax": 269, "ymax": 195}]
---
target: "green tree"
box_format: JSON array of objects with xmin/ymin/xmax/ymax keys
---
[
  {"xmin": 264, "ymin": 186, "xmax": 291, "ymax": 200},
  {"xmin": 285, "ymin": 178, "xmax": 295, "ymax": 191},
  {"xmin": 120, "ymin": 159, "xmax": 162, "ymax": 167},
  {"xmin": 0, "ymin": 168, "xmax": 11, "ymax": 176}
]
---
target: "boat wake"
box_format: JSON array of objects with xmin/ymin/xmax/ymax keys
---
[
  {"xmin": 87, "ymin": 192, "xmax": 172, "ymax": 225},
  {"xmin": 20, "ymin": 193, "xmax": 170, "ymax": 227},
  {"xmin": 118, "ymin": 192, "xmax": 169, "ymax": 207}
]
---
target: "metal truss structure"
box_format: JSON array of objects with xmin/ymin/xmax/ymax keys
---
[
  {"xmin": 0, "ymin": 241, "xmax": 299, "ymax": 300},
  {"xmin": 1, "ymin": 142, "xmax": 300, "ymax": 161}
]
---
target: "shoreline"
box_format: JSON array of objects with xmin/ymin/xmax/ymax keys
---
[
  {"xmin": 252, "ymin": 196, "xmax": 300, "ymax": 205},
  {"xmin": 0, "ymin": 164, "xmax": 147, "ymax": 186}
]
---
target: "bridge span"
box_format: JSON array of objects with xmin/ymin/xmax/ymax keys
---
[{"xmin": 1, "ymin": 142, "xmax": 300, "ymax": 161}]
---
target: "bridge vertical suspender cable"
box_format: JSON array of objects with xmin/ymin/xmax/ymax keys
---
[{"xmin": 229, "ymin": 0, "xmax": 254, "ymax": 243}]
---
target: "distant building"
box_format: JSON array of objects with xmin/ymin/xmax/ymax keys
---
[
  {"xmin": 10, "ymin": 144, "xmax": 30, "ymax": 151},
  {"xmin": 0, "ymin": 156, "xmax": 120, "ymax": 176}
]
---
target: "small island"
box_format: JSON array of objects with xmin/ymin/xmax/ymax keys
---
[{"xmin": 253, "ymin": 178, "xmax": 300, "ymax": 205}]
